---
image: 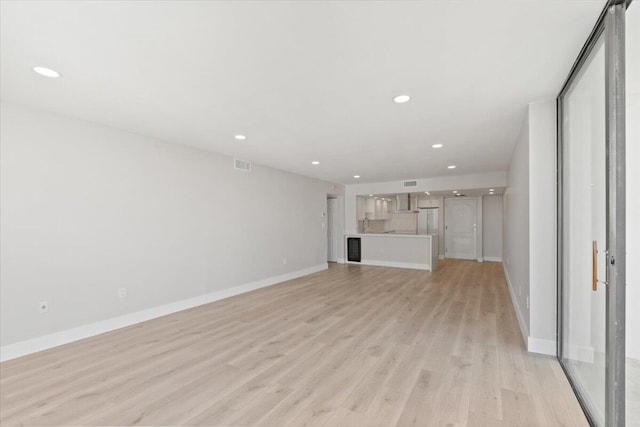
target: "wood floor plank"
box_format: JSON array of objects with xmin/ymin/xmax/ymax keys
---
[{"xmin": 0, "ymin": 260, "xmax": 589, "ymax": 426}]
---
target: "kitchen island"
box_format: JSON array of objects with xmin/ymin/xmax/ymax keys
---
[{"xmin": 345, "ymin": 233, "xmax": 438, "ymax": 271}]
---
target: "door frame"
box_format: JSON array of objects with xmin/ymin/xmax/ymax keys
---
[
  {"xmin": 444, "ymin": 196, "xmax": 481, "ymax": 261},
  {"xmin": 556, "ymin": 1, "xmax": 628, "ymax": 425}
]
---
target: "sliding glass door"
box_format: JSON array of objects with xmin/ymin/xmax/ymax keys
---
[
  {"xmin": 558, "ymin": 1, "xmax": 629, "ymax": 426},
  {"xmin": 560, "ymin": 32, "xmax": 607, "ymax": 425}
]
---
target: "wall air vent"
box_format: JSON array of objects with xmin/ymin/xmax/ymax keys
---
[
  {"xmin": 403, "ymin": 180, "xmax": 418, "ymax": 188},
  {"xmin": 234, "ymin": 158, "xmax": 252, "ymax": 172}
]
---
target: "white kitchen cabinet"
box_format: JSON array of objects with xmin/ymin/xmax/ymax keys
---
[
  {"xmin": 360, "ymin": 196, "xmax": 394, "ymax": 220},
  {"xmin": 365, "ymin": 197, "xmax": 375, "ymax": 219},
  {"xmin": 410, "ymin": 194, "xmax": 419, "ymax": 211},
  {"xmin": 375, "ymin": 199, "xmax": 383, "ymax": 219},
  {"xmin": 418, "ymin": 197, "xmax": 440, "ymax": 208},
  {"xmin": 376, "ymin": 199, "xmax": 391, "ymax": 220},
  {"xmin": 383, "ymin": 200, "xmax": 392, "ymax": 219},
  {"xmin": 388, "ymin": 199, "xmax": 396, "ymax": 216}
]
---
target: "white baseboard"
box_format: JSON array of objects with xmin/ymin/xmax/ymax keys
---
[
  {"xmin": 360, "ymin": 259, "xmax": 431, "ymax": 271},
  {"xmin": 483, "ymin": 256, "xmax": 502, "ymax": 262},
  {"xmin": 336, "ymin": 257, "xmax": 345, "ymax": 264},
  {"xmin": 528, "ymin": 337, "xmax": 556, "ymax": 356},
  {"xmin": 503, "ymin": 265, "xmax": 557, "ymax": 356},
  {"xmin": 438, "ymin": 255, "xmax": 445, "ymax": 260},
  {"xmin": 503, "ymin": 265, "xmax": 529, "ymax": 347},
  {"xmin": 0, "ymin": 263, "xmax": 328, "ymax": 362}
]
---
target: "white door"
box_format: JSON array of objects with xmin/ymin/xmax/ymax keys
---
[
  {"xmin": 327, "ymin": 198, "xmax": 338, "ymax": 262},
  {"xmin": 444, "ymin": 198, "xmax": 477, "ymax": 260}
]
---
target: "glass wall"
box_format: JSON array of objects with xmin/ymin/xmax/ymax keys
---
[
  {"xmin": 560, "ymin": 34, "xmax": 607, "ymax": 426},
  {"xmin": 558, "ymin": 2, "xmax": 632, "ymax": 425}
]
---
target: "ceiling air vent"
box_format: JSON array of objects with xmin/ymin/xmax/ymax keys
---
[
  {"xmin": 234, "ymin": 158, "xmax": 252, "ymax": 172},
  {"xmin": 403, "ymin": 180, "xmax": 418, "ymax": 188}
]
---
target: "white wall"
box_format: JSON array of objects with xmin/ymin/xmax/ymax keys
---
[
  {"xmin": 0, "ymin": 102, "xmax": 344, "ymax": 349},
  {"xmin": 527, "ymin": 100, "xmax": 558, "ymax": 349},
  {"xmin": 503, "ymin": 100, "xmax": 571, "ymax": 356},
  {"xmin": 482, "ymin": 194, "xmax": 503, "ymax": 261},
  {"xmin": 503, "ymin": 111, "xmax": 531, "ymax": 339},
  {"xmin": 436, "ymin": 197, "xmax": 445, "ymax": 256}
]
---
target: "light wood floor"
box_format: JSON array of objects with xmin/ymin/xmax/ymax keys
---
[{"xmin": 0, "ymin": 260, "xmax": 588, "ymax": 426}]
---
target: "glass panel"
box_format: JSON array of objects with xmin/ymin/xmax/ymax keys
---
[
  {"xmin": 561, "ymin": 34, "xmax": 606, "ymax": 426},
  {"xmin": 626, "ymin": 3, "xmax": 640, "ymax": 425}
]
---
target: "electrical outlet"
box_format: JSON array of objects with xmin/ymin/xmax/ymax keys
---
[
  {"xmin": 282, "ymin": 257, "xmax": 287, "ymax": 265},
  {"xmin": 39, "ymin": 301, "xmax": 48, "ymax": 313},
  {"xmin": 118, "ymin": 288, "xmax": 127, "ymax": 298}
]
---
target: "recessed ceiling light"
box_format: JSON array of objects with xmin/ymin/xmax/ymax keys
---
[
  {"xmin": 393, "ymin": 95, "xmax": 411, "ymax": 104},
  {"xmin": 33, "ymin": 66, "xmax": 60, "ymax": 78},
  {"xmin": 489, "ymin": 189, "xmax": 494, "ymax": 191},
  {"xmin": 353, "ymin": 175, "xmax": 360, "ymax": 179},
  {"xmin": 234, "ymin": 135, "xmax": 247, "ymax": 140},
  {"xmin": 369, "ymin": 194, "xmax": 374, "ymax": 197},
  {"xmin": 432, "ymin": 144, "xmax": 443, "ymax": 149},
  {"xmin": 448, "ymin": 165, "xmax": 456, "ymax": 169},
  {"xmin": 424, "ymin": 191, "xmax": 430, "ymax": 195},
  {"xmin": 453, "ymin": 190, "xmax": 458, "ymax": 194},
  {"xmin": 311, "ymin": 161, "xmax": 320, "ymax": 165}
]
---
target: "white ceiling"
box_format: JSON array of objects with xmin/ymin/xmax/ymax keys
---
[{"xmin": 0, "ymin": 0, "xmax": 604, "ymax": 184}]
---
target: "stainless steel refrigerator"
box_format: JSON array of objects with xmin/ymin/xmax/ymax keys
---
[{"xmin": 417, "ymin": 208, "xmax": 438, "ymax": 235}]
